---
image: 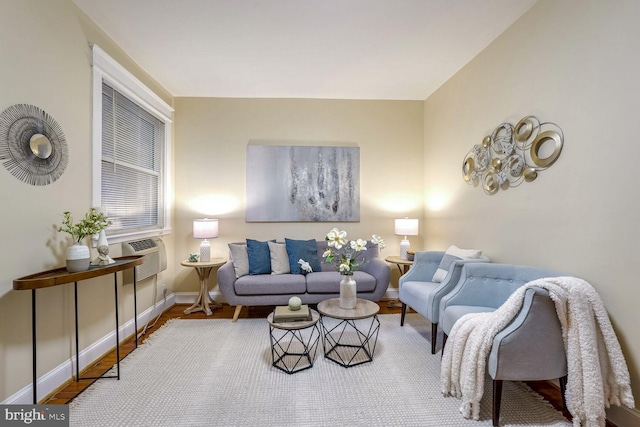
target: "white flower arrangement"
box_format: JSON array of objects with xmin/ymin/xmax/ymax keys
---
[{"xmin": 322, "ymin": 228, "xmax": 385, "ymax": 276}]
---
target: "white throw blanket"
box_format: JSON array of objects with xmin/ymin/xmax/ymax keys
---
[{"xmin": 440, "ymin": 276, "xmax": 634, "ymax": 427}]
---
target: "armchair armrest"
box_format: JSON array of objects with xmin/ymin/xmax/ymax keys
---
[{"xmin": 488, "ymin": 287, "xmax": 567, "ymax": 381}]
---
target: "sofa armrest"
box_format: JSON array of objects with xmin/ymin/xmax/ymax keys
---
[
  {"xmin": 217, "ymin": 261, "xmax": 238, "ymax": 303},
  {"xmin": 362, "ymin": 257, "xmax": 391, "ymax": 291}
]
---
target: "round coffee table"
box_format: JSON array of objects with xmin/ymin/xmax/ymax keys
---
[
  {"xmin": 267, "ymin": 309, "xmax": 321, "ymax": 374},
  {"xmin": 316, "ymin": 298, "xmax": 381, "ymax": 367}
]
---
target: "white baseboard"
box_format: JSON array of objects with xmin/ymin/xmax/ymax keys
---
[
  {"xmin": 384, "ymin": 288, "xmax": 399, "ymax": 301},
  {"xmin": 2, "ymin": 293, "xmax": 176, "ymax": 405},
  {"xmin": 177, "ymin": 290, "xmax": 400, "ymax": 304},
  {"xmin": 607, "ymin": 405, "xmax": 640, "ymax": 427}
]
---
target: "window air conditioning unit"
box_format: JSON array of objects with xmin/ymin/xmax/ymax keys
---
[{"xmin": 121, "ymin": 237, "xmax": 167, "ymax": 283}]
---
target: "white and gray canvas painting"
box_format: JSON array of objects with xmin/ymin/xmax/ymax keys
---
[{"xmin": 246, "ymin": 145, "xmax": 360, "ymax": 222}]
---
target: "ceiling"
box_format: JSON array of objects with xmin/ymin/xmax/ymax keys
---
[{"xmin": 72, "ymin": 0, "xmax": 537, "ymax": 100}]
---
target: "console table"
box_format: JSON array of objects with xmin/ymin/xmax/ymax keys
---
[{"xmin": 13, "ymin": 255, "xmax": 144, "ymax": 403}]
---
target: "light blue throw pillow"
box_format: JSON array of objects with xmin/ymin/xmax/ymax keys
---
[
  {"xmin": 285, "ymin": 238, "xmax": 322, "ymax": 275},
  {"xmin": 246, "ymin": 239, "xmax": 275, "ymax": 275}
]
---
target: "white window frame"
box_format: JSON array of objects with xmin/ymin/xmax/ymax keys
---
[{"xmin": 91, "ymin": 44, "xmax": 173, "ymax": 243}]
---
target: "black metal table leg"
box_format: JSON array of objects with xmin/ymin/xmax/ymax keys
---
[
  {"xmin": 31, "ymin": 289, "xmax": 37, "ymax": 404},
  {"xmin": 133, "ymin": 268, "xmax": 138, "ymax": 348},
  {"xmin": 114, "ymin": 271, "xmax": 120, "ymax": 380},
  {"xmin": 74, "ymin": 281, "xmax": 79, "ymax": 382}
]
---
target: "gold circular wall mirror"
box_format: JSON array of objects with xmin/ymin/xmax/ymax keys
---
[{"xmin": 29, "ymin": 133, "xmax": 53, "ymax": 159}]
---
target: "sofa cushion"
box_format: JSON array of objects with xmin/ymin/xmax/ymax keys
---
[
  {"xmin": 432, "ymin": 245, "xmax": 482, "ymax": 283},
  {"xmin": 246, "ymin": 239, "xmax": 275, "ymax": 275},
  {"xmin": 285, "ymin": 238, "xmax": 322, "ymax": 274},
  {"xmin": 228, "ymin": 243, "xmax": 249, "ymax": 278},
  {"xmin": 305, "ymin": 271, "xmax": 377, "ymax": 294},
  {"xmin": 268, "ymin": 241, "xmax": 290, "ymax": 275},
  {"xmin": 233, "ymin": 273, "xmax": 306, "ymax": 296}
]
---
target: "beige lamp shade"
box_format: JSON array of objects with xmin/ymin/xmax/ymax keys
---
[
  {"xmin": 394, "ymin": 218, "xmax": 419, "ymax": 237},
  {"xmin": 193, "ymin": 219, "xmax": 218, "ymax": 262},
  {"xmin": 394, "ymin": 218, "xmax": 419, "ymax": 260}
]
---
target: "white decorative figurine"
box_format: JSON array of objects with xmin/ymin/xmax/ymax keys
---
[{"xmin": 91, "ymin": 229, "xmax": 115, "ymax": 266}]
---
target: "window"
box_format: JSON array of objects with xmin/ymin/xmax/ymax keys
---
[{"xmin": 92, "ymin": 45, "xmax": 173, "ymax": 242}]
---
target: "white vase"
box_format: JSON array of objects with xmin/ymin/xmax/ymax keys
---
[
  {"xmin": 66, "ymin": 242, "xmax": 90, "ymax": 272},
  {"xmin": 339, "ymin": 275, "xmax": 357, "ymax": 309}
]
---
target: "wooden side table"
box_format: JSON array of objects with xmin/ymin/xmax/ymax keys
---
[
  {"xmin": 181, "ymin": 258, "xmax": 226, "ymax": 316},
  {"xmin": 385, "ymin": 255, "xmax": 414, "ymax": 308}
]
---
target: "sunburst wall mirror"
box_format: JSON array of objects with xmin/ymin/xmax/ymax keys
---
[{"xmin": 0, "ymin": 104, "xmax": 69, "ymax": 186}]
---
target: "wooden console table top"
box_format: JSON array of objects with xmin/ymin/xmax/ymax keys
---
[{"xmin": 13, "ymin": 255, "xmax": 144, "ymax": 290}]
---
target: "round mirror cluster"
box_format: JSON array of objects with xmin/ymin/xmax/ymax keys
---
[{"xmin": 462, "ymin": 116, "xmax": 563, "ymax": 195}]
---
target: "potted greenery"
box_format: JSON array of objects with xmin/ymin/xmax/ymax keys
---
[{"xmin": 58, "ymin": 207, "xmax": 110, "ymax": 272}]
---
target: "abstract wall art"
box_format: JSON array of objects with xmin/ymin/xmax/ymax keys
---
[{"xmin": 246, "ymin": 145, "xmax": 360, "ymax": 222}]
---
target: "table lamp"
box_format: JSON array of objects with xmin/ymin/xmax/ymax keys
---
[
  {"xmin": 193, "ymin": 218, "xmax": 218, "ymax": 262},
  {"xmin": 395, "ymin": 217, "xmax": 419, "ymax": 260}
]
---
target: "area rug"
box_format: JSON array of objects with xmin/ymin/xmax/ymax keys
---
[{"xmin": 69, "ymin": 314, "xmax": 571, "ymax": 427}]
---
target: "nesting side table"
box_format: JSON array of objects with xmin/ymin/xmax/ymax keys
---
[
  {"xmin": 317, "ymin": 298, "xmax": 380, "ymax": 367},
  {"xmin": 267, "ymin": 309, "xmax": 321, "ymax": 374}
]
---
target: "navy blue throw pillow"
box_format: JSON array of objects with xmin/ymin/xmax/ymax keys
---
[
  {"xmin": 285, "ymin": 238, "xmax": 322, "ymax": 274},
  {"xmin": 246, "ymin": 239, "xmax": 275, "ymax": 275}
]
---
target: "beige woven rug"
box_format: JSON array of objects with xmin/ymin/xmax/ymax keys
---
[{"xmin": 69, "ymin": 314, "xmax": 571, "ymax": 427}]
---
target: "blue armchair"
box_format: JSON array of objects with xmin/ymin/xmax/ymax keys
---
[
  {"xmin": 489, "ymin": 287, "xmax": 567, "ymax": 426},
  {"xmin": 440, "ymin": 263, "xmax": 566, "ymax": 426},
  {"xmin": 398, "ymin": 251, "xmax": 490, "ymax": 354}
]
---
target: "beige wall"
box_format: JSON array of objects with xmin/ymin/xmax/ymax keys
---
[
  {"xmin": 0, "ymin": 0, "xmax": 173, "ymax": 403},
  {"xmin": 3, "ymin": 0, "xmax": 636, "ymax": 424},
  {"xmin": 173, "ymin": 98, "xmax": 424, "ymax": 294},
  {"xmin": 423, "ymin": 0, "xmax": 640, "ymax": 423}
]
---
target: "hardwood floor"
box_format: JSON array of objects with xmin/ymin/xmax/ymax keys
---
[{"xmin": 43, "ymin": 301, "xmax": 612, "ymax": 426}]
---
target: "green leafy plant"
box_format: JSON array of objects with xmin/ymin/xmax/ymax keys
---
[{"xmin": 58, "ymin": 208, "xmax": 110, "ymax": 244}]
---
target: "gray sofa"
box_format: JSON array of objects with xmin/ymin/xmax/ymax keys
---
[{"xmin": 217, "ymin": 240, "xmax": 391, "ymax": 321}]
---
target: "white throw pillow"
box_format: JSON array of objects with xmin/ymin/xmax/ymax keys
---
[
  {"xmin": 228, "ymin": 243, "xmax": 249, "ymax": 278},
  {"xmin": 432, "ymin": 245, "xmax": 482, "ymax": 283},
  {"xmin": 268, "ymin": 241, "xmax": 291, "ymax": 275}
]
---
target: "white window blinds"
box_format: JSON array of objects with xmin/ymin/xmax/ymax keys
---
[{"xmin": 101, "ymin": 82, "xmax": 165, "ymax": 233}]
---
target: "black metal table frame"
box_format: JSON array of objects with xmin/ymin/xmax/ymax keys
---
[
  {"xmin": 269, "ymin": 322, "xmax": 321, "ymax": 374},
  {"xmin": 320, "ymin": 315, "xmax": 380, "ymax": 367},
  {"xmin": 26, "ymin": 264, "xmax": 138, "ymax": 403},
  {"xmin": 72, "ymin": 268, "xmax": 138, "ymax": 383}
]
